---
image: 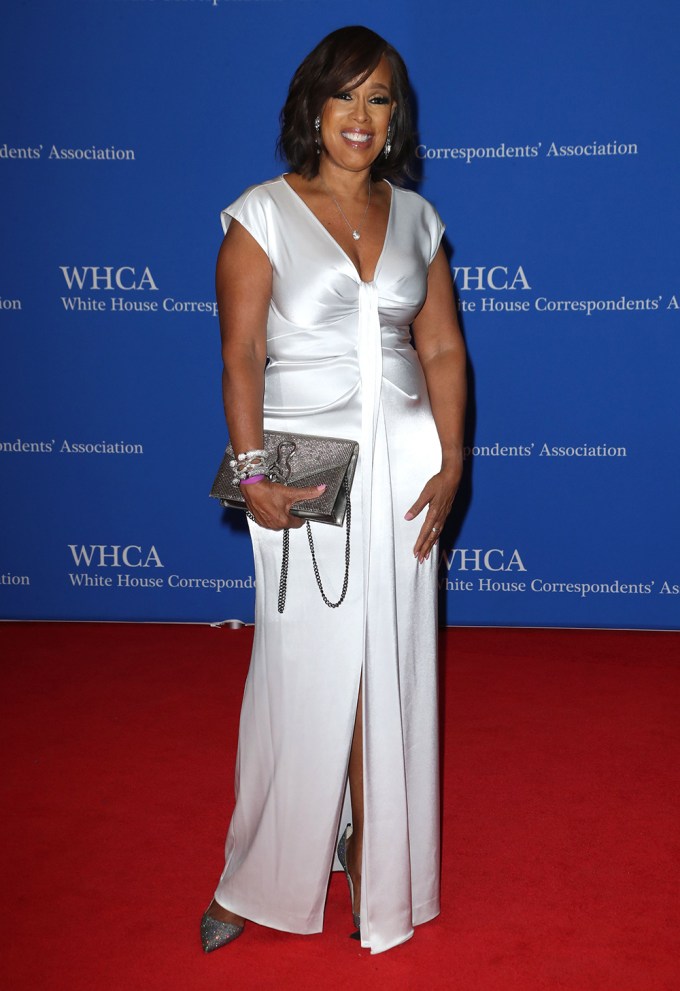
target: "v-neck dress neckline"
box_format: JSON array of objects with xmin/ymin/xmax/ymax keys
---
[{"xmin": 281, "ymin": 173, "xmax": 394, "ymax": 285}]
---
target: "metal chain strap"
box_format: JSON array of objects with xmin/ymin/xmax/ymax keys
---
[
  {"xmin": 246, "ymin": 478, "xmax": 351, "ymax": 613},
  {"xmin": 244, "ymin": 507, "xmax": 289, "ymax": 613},
  {"xmin": 303, "ymin": 485, "xmax": 351, "ymax": 609},
  {"xmin": 278, "ymin": 527, "xmax": 289, "ymax": 613}
]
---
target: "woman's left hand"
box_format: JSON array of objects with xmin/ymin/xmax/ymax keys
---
[{"xmin": 405, "ymin": 465, "xmax": 461, "ymax": 563}]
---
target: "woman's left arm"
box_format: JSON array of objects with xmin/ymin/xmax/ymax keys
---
[{"xmin": 407, "ymin": 245, "xmax": 467, "ymax": 562}]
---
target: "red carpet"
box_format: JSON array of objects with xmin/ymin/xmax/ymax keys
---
[{"xmin": 1, "ymin": 623, "xmax": 678, "ymax": 990}]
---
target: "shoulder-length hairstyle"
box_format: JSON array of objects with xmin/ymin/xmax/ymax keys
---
[{"xmin": 278, "ymin": 26, "xmax": 416, "ymax": 183}]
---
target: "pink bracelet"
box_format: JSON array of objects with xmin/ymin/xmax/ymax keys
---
[{"xmin": 239, "ymin": 474, "xmax": 266, "ymax": 486}]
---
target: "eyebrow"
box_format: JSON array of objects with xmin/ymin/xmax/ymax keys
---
[
  {"xmin": 344, "ymin": 75, "xmax": 392, "ymax": 93},
  {"xmin": 349, "ymin": 81, "xmax": 391, "ymax": 94}
]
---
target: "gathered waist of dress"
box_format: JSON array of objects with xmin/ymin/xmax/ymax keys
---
[
  {"xmin": 263, "ymin": 342, "xmax": 425, "ymax": 416},
  {"xmin": 265, "ymin": 322, "xmax": 412, "ymax": 363}
]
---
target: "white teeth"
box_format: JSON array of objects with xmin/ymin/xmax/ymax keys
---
[{"xmin": 342, "ymin": 132, "xmax": 371, "ymax": 143}]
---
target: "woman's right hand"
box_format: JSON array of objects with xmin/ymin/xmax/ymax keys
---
[{"xmin": 241, "ymin": 480, "xmax": 327, "ymax": 530}]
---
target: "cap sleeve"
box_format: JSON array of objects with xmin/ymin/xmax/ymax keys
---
[
  {"xmin": 427, "ymin": 204, "xmax": 446, "ymax": 266},
  {"xmin": 220, "ymin": 185, "xmax": 270, "ymax": 259}
]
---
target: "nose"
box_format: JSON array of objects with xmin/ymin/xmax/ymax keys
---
[{"xmin": 351, "ymin": 97, "xmax": 370, "ymax": 123}]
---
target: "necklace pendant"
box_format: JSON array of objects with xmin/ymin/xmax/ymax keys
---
[{"xmin": 352, "ymin": 230, "xmax": 360, "ymax": 240}]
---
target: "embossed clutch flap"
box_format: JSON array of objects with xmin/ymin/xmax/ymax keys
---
[{"xmin": 210, "ymin": 431, "xmax": 359, "ymax": 526}]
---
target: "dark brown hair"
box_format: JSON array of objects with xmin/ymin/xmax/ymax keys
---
[{"xmin": 277, "ymin": 26, "xmax": 415, "ymax": 183}]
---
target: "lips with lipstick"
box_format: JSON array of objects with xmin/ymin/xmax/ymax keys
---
[{"xmin": 341, "ymin": 129, "xmax": 374, "ymax": 148}]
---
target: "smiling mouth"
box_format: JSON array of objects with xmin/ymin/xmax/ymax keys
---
[{"xmin": 341, "ymin": 131, "xmax": 373, "ymax": 144}]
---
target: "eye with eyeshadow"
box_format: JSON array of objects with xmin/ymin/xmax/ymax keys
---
[{"xmin": 332, "ymin": 91, "xmax": 391, "ymax": 104}]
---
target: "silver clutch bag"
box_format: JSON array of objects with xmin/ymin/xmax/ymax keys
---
[{"xmin": 210, "ymin": 430, "xmax": 359, "ymax": 526}]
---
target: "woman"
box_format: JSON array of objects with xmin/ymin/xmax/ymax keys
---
[{"xmin": 203, "ymin": 25, "xmax": 466, "ymax": 955}]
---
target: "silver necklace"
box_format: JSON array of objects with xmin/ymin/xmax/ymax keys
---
[{"xmin": 320, "ymin": 178, "xmax": 371, "ymax": 240}]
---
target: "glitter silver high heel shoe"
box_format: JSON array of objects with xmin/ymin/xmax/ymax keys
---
[
  {"xmin": 200, "ymin": 905, "xmax": 244, "ymax": 953},
  {"xmin": 337, "ymin": 823, "xmax": 360, "ymax": 938}
]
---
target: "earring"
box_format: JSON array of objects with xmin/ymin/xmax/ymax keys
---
[
  {"xmin": 384, "ymin": 121, "xmax": 393, "ymax": 158},
  {"xmin": 314, "ymin": 115, "xmax": 321, "ymax": 154}
]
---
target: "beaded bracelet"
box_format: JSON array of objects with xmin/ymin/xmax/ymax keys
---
[
  {"xmin": 229, "ymin": 449, "xmax": 267, "ymax": 470},
  {"xmin": 236, "ymin": 449, "xmax": 267, "ymax": 463},
  {"xmin": 230, "ymin": 448, "xmax": 269, "ymax": 485}
]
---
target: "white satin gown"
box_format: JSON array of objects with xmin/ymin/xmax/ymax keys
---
[{"xmin": 213, "ymin": 175, "xmax": 445, "ymax": 954}]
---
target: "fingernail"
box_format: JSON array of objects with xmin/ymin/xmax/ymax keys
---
[
  {"xmin": 404, "ymin": 512, "xmax": 414, "ymax": 520},
  {"xmin": 317, "ymin": 484, "xmax": 326, "ymax": 490}
]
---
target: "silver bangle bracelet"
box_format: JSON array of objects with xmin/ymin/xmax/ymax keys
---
[{"xmin": 236, "ymin": 449, "xmax": 267, "ymax": 462}]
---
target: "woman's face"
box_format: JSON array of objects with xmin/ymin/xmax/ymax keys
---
[{"xmin": 319, "ymin": 55, "xmax": 396, "ymax": 174}]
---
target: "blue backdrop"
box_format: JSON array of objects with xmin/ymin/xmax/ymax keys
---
[{"xmin": 1, "ymin": 0, "xmax": 679, "ymax": 629}]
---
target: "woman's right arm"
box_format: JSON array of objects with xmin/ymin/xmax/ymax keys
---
[{"xmin": 216, "ymin": 220, "xmax": 325, "ymax": 530}]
